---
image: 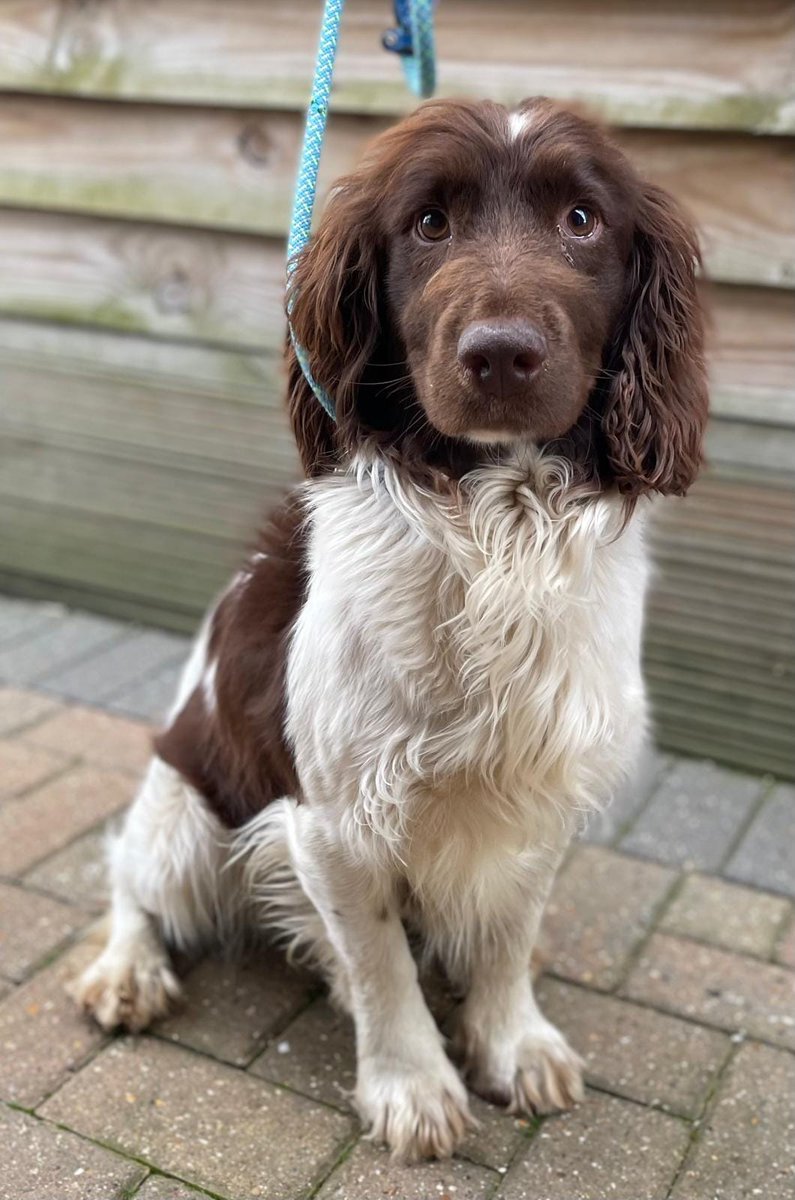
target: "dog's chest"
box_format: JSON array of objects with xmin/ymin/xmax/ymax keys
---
[{"xmin": 288, "ymin": 463, "xmax": 648, "ymax": 834}]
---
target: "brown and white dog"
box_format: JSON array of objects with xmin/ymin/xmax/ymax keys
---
[{"xmin": 72, "ymin": 97, "xmax": 708, "ymax": 1161}]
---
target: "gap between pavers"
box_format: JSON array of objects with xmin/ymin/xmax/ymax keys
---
[{"xmin": 39, "ymin": 1037, "xmax": 356, "ymax": 1200}]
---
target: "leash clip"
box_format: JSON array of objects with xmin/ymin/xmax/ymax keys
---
[{"xmin": 382, "ymin": 0, "xmax": 414, "ymax": 55}]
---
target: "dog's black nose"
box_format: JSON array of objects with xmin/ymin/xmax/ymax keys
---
[{"xmin": 458, "ymin": 320, "xmax": 548, "ymax": 395}]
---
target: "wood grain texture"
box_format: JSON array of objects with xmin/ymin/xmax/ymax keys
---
[
  {"xmin": 1, "ymin": 97, "xmax": 792, "ymax": 288},
  {"xmin": 0, "ymin": 210, "xmax": 790, "ymax": 426},
  {"xmin": 0, "ymin": 0, "xmax": 792, "ymax": 131},
  {"xmin": 1, "ymin": 317, "xmax": 792, "ymax": 777}
]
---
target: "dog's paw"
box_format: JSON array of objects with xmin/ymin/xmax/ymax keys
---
[
  {"xmin": 68, "ymin": 944, "xmax": 181, "ymax": 1033},
  {"xmin": 356, "ymin": 1054, "xmax": 474, "ymax": 1161},
  {"xmin": 459, "ymin": 1018, "xmax": 584, "ymax": 1115}
]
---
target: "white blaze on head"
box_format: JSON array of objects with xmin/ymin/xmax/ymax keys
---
[{"xmin": 508, "ymin": 109, "xmax": 532, "ymax": 142}]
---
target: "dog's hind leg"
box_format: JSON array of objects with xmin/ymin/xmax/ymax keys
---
[{"xmin": 70, "ymin": 756, "xmax": 232, "ymax": 1031}]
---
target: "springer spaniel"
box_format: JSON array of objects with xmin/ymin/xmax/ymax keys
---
[{"xmin": 72, "ymin": 97, "xmax": 708, "ymax": 1161}]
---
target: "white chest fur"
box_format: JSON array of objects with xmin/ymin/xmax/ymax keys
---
[{"xmin": 287, "ymin": 456, "xmax": 649, "ymax": 895}]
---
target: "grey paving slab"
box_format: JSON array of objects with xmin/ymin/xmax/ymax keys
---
[
  {"xmin": 725, "ymin": 784, "xmax": 795, "ymax": 897},
  {"xmin": 619, "ymin": 758, "xmax": 766, "ymax": 871},
  {"xmin": 107, "ymin": 658, "xmax": 187, "ymax": 722},
  {"xmin": 40, "ymin": 1037, "xmax": 355, "ymax": 1200},
  {"xmin": 39, "ymin": 629, "xmax": 189, "ymax": 705},
  {"xmin": 0, "ymin": 612, "xmax": 125, "ymax": 686},
  {"xmin": 0, "ymin": 597, "xmax": 64, "ymax": 649},
  {"xmin": 670, "ymin": 1041, "xmax": 795, "ymax": 1200},
  {"xmin": 500, "ymin": 1089, "xmax": 690, "ymax": 1200},
  {"xmin": 1, "ymin": 1102, "xmax": 146, "ymax": 1200},
  {"xmin": 581, "ymin": 745, "xmax": 671, "ymax": 845}
]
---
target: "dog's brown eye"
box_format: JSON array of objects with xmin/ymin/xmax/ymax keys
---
[
  {"xmin": 417, "ymin": 209, "xmax": 451, "ymax": 242},
  {"xmin": 564, "ymin": 206, "xmax": 597, "ymax": 238}
]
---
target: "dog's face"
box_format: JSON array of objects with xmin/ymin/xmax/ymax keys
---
[
  {"xmin": 288, "ymin": 98, "xmax": 709, "ymax": 496},
  {"xmin": 381, "ymin": 103, "xmax": 631, "ymax": 446}
]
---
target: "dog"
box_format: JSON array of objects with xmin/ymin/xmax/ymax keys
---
[{"xmin": 72, "ymin": 97, "xmax": 708, "ymax": 1161}]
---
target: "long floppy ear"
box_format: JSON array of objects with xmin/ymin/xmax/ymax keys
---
[
  {"xmin": 602, "ymin": 184, "xmax": 709, "ymax": 497},
  {"xmin": 286, "ymin": 179, "xmax": 382, "ymax": 476}
]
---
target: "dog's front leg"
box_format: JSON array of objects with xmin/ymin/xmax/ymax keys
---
[
  {"xmin": 290, "ymin": 809, "xmax": 471, "ymax": 1160},
  {"xmin": 453, "ymin": 862, "xmax": 584, "ymax": 1115}
]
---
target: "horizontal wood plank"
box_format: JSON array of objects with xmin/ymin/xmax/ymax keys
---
[
  {"xmin": 0, "ymin": 317, "xmax": 792, "ymax": 779},
  {"xmin": 0, "ymin": 0, "xmax": 792, "ymax": 131},
  {"xmin": 0, "ymin": 210, "xmax": 791, "ymax": 426},
  {"xmin": 0, "ymin": 97, "xmax": 792, "ymax": 288}
]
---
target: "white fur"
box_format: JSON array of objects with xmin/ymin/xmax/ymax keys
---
[
  {"xmin": 508, "ymin": 109, "xmax": 533, "ymax": 141},
  {"xmin": 75, "ymin": 449, "xmax": 649, "ymax": 1158}
]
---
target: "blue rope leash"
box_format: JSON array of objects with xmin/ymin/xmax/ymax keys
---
[{"xmin": 287, "ymin": 0, "xmax": 436, "ymax": 422}]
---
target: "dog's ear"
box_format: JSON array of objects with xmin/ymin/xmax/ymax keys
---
[
  {"xmin": 286, "ymin": 179, "xmax": 382, "ymax": 476},
  {"xmin": 602, "ymin": 184, "xmax": 709, "ymax": 497}
]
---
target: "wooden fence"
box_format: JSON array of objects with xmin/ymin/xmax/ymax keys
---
[{"xmin": 0, "ymin": 0, "xmax": 793, "ymax": 776}]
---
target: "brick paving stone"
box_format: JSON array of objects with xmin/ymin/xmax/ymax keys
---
[
  {"xmin": 133, "ymin": 1180, "xmax": 207, "ymax": 1200},
  {"xmin": 0, "ymin": 940, "xmax": 108, "ymax": 1107},
  {"xmin": 40, "ymin": 1037, "xmax": 354, "ymax": 1200},
  {"xmin": 108, "ymin": 659, "xmax": 187, "ymax": 723},
  {"xmin": 670, "ymin": 1040, "xmax": 795, "ymax": 1200},
  {"xmin": 659, "ymin": 873, "xmax": 791, "ymax": 958},
  {"xmin": 156, "ymin": 951, "xmax": 316, "ymax": 1067},
  {"xmin": 0, "ymin": 764, "xmax": 133, "ymax": 876},
  {"xmin": 581, "ymin": 745, "xmax": 670, "ymax": 846},
  {"xmin": 774, "ymin": 915, "xmax": 795, "ymax": 968},
  {"xmin": 251, "ymin": 968, "xmax": 456, "ymax": 1106},
  {"xmin": 315, "ymin": 1139, "xmax": 498, "ymax": 1200},
  {"xmin": 254, "ymin": 996, "xmax": 529, "ymax": 1172},
  {"xmin": 537, "ymin": 977, "xmax": 729, "ymax": 1118},
  {"xmin": 619, "ymin": 758, "xmax": 764, "ymax": 871},
  {"xmin": 0, "ymin": 612, "xmax": 124, "ymax": 686},
  {"xmin": 0, "ymin": 687, "xmax": 60, "ymax": 736},
  {"xmin": 25, "ymin": 827, "xmax": 109, "ymax": 912},
  {"xmin": 250, "ymin": 996, "xmax": 356, "ymax": 1110},
  {"xmin": 621, "ymin": 932, "xmax": 795, "ymax": 1050},
  {"xmin": 461, "ymin": 1097, "xmax": 532, "ymax": 1172},
  {"xmin": 500, "ymin": 1089, "xmax": 690, "ymax": 1200},
  {"xmin": 24, "ymin": 705, "xmax": 153, "ymax": 774},
  {"xmin": 0, "ymin": 737, "xmax": 70, "ymax": 798},
  {"xmin": 0, "ymin": 880, "xmax": 85, "ymax": 981},
  {"xmin": 42, "ymin": 630, "xmax": 189, "ymax": 706},
  {"xmin": 725, "ymin": 784, "xmax": 795, "ymax": 897},
  {"xmin": 540, "ymin": 846, "xmax": 676, "ymax": 990},
  {"xmin": 1, "ymin": 1102, "xmax": 146, "ymax": 1200}
]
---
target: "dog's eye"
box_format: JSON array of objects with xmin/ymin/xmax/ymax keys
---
[
  {"xmin": 417, "ymin": 209, "xmax": 451, "ymax": 242},
  {"xmin": 564, "ymin": 205, "xmax": 598, "ymax": 238}
]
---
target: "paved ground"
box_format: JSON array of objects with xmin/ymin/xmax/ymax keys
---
[{"xmin": 0, "ymin": 595, "xmax": 793, "ymax": 1200}]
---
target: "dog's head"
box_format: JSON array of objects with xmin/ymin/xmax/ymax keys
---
[{"xmin": 288, "ymin": 97, "xmax": 708, "ymax": 495}]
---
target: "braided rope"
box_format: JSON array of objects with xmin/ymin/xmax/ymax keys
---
[
  {"xmin": 400, "ymin": 0, "xmax": 436, "ymax": 98},
  {"xmin": 287, "ymin": 0, "xmax": 436, "ymax": 421}
]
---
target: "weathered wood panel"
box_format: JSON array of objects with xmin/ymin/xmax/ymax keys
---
[
  {"xmin": 1, "ymin": 97, "xmax": 792, "ymax": 287},
  {"xmin": 0, "ymin": 209, "xmax": 285, "ymax": 350},
  {"xmin": 0, "ymin": 210, "xmax": 792, "ymax": 428},
  {"xmin": 1, "ymin": 318, "xmax": 792, "ymax": 776},
  {"xmin": 0, "ymin": 0, "xmax": 792, "ymax": 131}
]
